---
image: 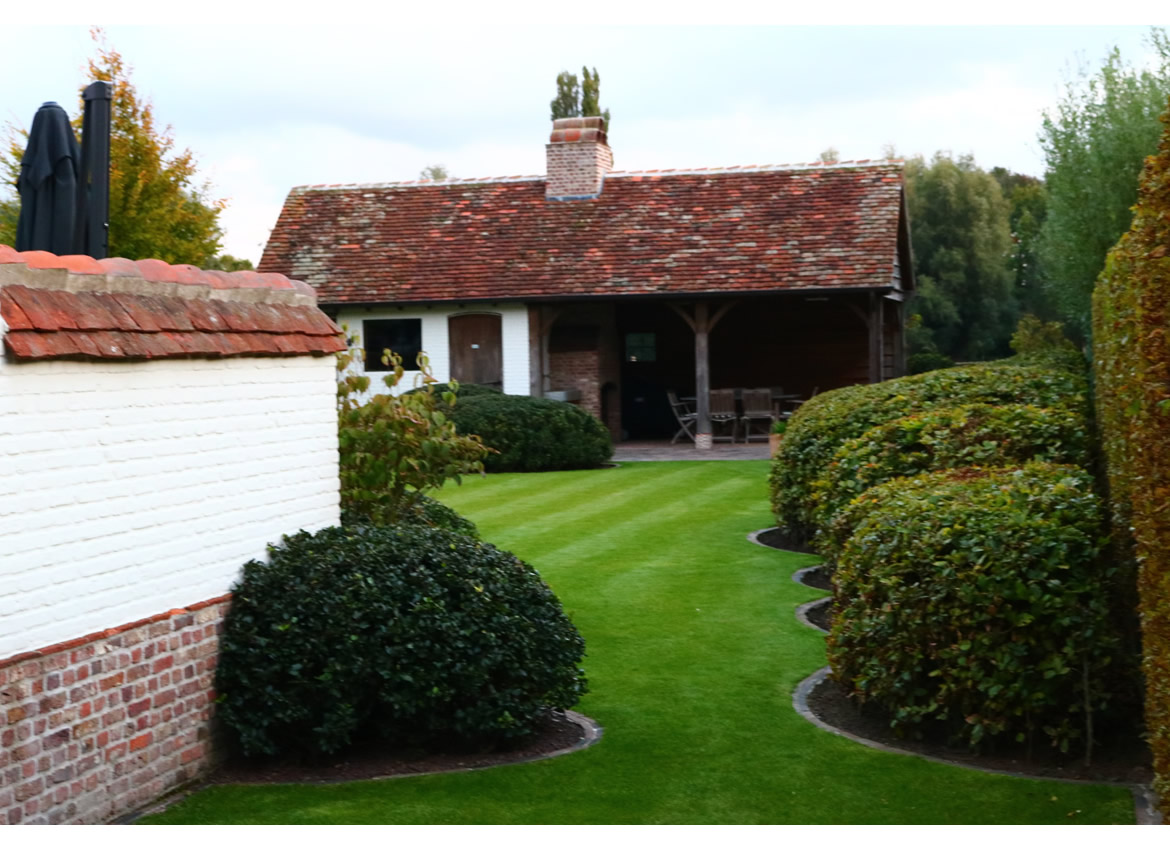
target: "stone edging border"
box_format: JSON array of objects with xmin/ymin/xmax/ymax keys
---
[
  {"xmin": 747, "ymin": 527, "xmax": 1163, "ymax": 825},
  {"xmin": 124, "ymin": 709, "xmax": 603, "ymax": 822}
]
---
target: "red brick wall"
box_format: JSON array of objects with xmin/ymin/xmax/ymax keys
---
[
  {"xmin": 549, "ymin": 349, "xmax": 602, "ymax": 420},
  {"xmin": 0, "ymin": 596, "xmax": 229, "ymax": 824}
]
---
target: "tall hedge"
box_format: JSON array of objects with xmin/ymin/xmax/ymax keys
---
[
  {"xmin": 812, "ymin": 403, "xmax": 1091, "ymax": 563},
  {"xmin": 1092, "ymin": 99, "xmax": 1170, "ymax": 814},
  {"xmin": 768, "ymin": 360, "xmax": 1089, "ymax": 542},
  {"xmin": 827, "ymin": 463, "xmax": 1119, "ymax": 754}
]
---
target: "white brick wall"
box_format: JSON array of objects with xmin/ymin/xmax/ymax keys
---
[
  {"xmin": 337, "ymin": 304, "xmax": 531, "ymax": 400},
  {"xmin": 0, "ymin": 354, "xmax": 340, "ymax": 659}
]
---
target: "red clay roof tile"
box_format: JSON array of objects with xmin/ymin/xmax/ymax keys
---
[
  {"xmin": 2, "ymin": 283, "xmax": 343, "ymax": 362},
  {"xmin": 257, "ymin": 163, "xmax": 907, "ymax": 304}
]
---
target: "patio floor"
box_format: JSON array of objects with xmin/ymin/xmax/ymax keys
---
[{"xmin": 612, "ymin": 439, "xmax": 772, "ymax": 462}]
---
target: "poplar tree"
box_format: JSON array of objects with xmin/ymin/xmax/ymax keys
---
[
  {"xmin": 1038, "ymin": 30, "xmax": 1170, "ymax": 338},
  {"xmin": 550, "ymin": 67, "xmax": 610, "ymax": 128}
]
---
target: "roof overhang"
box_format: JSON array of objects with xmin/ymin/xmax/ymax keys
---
[{"xmin": 320, "ymin": 284, "xmax": 900, "ymax": 312}]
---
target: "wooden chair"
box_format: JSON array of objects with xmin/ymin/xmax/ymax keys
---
[
  {"xmin": 740, "ymin": 387, "xmax": 775, "ymax": 442},
  {"xmin": 709, "ymin": 388, "xmax": 740, "ymax": 443},
  {"xmin": 784, "ymin": 386, "xmax": 820, "ymax": 417},
  {"xmin": 667, "ymin": 391, "xmax": 697, "ymax": 444}
]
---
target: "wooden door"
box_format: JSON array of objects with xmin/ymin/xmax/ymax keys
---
[{"xmin": 449, "ymin": 313, "xmax": 503, "ymax": 388}]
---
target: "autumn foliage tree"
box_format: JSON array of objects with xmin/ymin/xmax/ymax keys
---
[{"xmin": 0, "ymin": 28, "xmax": 225, "ymax": 265}]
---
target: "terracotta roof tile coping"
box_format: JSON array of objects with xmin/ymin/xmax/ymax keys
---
[
  {"xmin": 0, "ymin": 245, "xmax": 317, "ymax": 308},
  {"xmin": 291, "ymin": 159, "xmax": 905, "ymax": 193}
]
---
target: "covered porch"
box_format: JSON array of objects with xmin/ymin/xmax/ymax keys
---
[{"xmin": 527, "ymin": 289, "xmax": 906, "ymax": 448}]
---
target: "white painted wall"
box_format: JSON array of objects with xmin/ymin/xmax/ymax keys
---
[
  {"xmin": 336, "ymin": 303, "xmax": 530, "ymax": 400},
  {"xmin": 0, "ymin": 353, "xmax": 340, "ymax": 659}
]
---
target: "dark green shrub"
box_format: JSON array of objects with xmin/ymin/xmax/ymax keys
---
[
  {"xmin": 341, "ymin": 493, "xmax": 478, "ymax": 538},
  {"xmin": 768, "ymin": 360, "xmax": 1089, "ymax": 543},
  {"xmin": 450, "ymin": 394, "xmax": 612, "ymax": 473},
  {"xmin": 826, "ymin": 463, "xmax": 1119, "ymax": 754},
  {"xmin": 811, "ymin": 403, "xmax": 1090, "ymax": 560},
  {"xmin": 215, "ymin": 524, "xmax": 587, "ymax": 759},
  {"xmin": 1009, "ymin": 315, "xmax": 1085, "ymax": 374},
  {"xmin": 406, "ymin": 382, "xmax": 503, "ymax": 408},
  {"xmin": 906, "ymin": 352, "xmax": 955, "ymax": 374}
]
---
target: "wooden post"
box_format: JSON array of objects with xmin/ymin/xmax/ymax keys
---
[
  {"xmin": 528, "ymin": 306, "xmax": 543, "ymax": 397},
  {"xmin": 667, "ymin": 300, "xmax": 738, "ymax": 451},
  {"xmin": 868, "ymin": 292, "xmax": 885, "ymax": 384},
  {"xmin": 694, "ymin": 302, "xmax": 712, "ymax": 449}
]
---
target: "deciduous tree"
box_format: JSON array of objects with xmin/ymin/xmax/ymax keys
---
[
  {"xmin": 904, "ymin": 152, "xmax": 1018, "ymax": 361},
  {"xmin": 0, "ymin": 28, "xmax": 224, "ymax": 264}
]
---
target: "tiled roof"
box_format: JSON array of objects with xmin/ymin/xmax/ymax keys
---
[
  {"xmin": 0, "ymin": 246, "xmax": 344, "ymax": 362},
  {"xmin": 258, "ymin": 161, "xmax": 908, "ymax": 305}
]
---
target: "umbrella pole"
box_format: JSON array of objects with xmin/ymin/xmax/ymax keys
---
[{"xmin": 76, "ymin": 81, "xmax": 112, "ymax": 259}]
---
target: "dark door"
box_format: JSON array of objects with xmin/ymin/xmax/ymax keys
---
[{"xmin": 449, "ymin": 314, "xmax": 503, "ymax": 388}]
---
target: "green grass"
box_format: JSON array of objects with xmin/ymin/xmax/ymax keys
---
[{"xmin": 145, "ymin": 461, "xmax": 1135, "ymax": 824}]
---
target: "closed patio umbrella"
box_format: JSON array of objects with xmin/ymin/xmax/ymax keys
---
[{"xmin": 15, "ymin": 101, "xmax": 81, "ymax": 254}]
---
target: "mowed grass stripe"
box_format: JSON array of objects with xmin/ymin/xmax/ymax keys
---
[{"xmin": 144, "ymin": 462, "xmax": 1136, "ymax": 824}]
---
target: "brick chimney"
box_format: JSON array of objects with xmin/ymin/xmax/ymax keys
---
[{"xmin": 545, "ymin": 116, "xmax": 613, "ymax": 200}]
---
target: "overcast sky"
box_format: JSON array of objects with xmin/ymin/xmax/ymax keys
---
[{"xmin": 1, "ymin": 16, "xmax": 1165, "ymax": 263}]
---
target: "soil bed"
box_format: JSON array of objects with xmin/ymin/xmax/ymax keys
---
[
  {"xmin": 209, "ymin": 710, "xmax": 587, "ymax": 785},
  {"xmin": 807, "ymin": 675, "xmax": 1153, "ymax": 785},
  {"xmin": 797, "ymin": 567, "xmax": 833, "ymax": 593},
  {"xmin": 756, "ymin": 527, "xmax": 818, "ymax": 555},
  {"xmin": 804, "ymin": 598, "xmax": 833, "ymax": 631}
]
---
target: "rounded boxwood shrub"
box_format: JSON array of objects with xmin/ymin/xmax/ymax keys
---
[
  {"xmin": 215, "ymin": 524, "xmax": 587, "ymax": 759},
  {"xmin": 768, "ymin": 360, "xmax": 1089, "ymax": 543},
  {"xmin": 449, "ymin": 394, "xmax": 613, "ymax": 473},
  {"xmin": 826, "ymin": 462, "xmax": 1119, "ymax": 753},
  {"xmin": 810, "ymin": 403, "xmax": 1091, "ymax": 559}
]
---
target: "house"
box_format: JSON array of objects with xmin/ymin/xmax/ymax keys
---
[{"xmin": 258, "ymin": 117, "xmax": 914, "ymax": 447}]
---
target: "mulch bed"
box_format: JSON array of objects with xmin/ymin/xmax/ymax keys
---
[
  {"xmin": 803, "ymin": 598, "xmax": 832, "ymax": 631},
  {"xmin": 755, "ymin": 527, "xmax": 818, "ymax": 555},
  {"xmin": 756, "ymin": 529, "xmax": 1154, "ymax": 784},
  {"xmin": 208, "ymin": 710, "xmax": 587, "ymax": 785},
  {"xmin": 806, "ymin": 674, "xmax": 1153, "ymax": 785}
]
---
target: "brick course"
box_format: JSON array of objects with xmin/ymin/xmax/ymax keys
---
[{"xmin": 0, "ymin": 596, "xmax": 229, "ymax": 824}]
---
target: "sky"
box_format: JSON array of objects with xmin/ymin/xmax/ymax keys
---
[{"xmin": 1, "ymin": 13, "xmax": 1167, "ymax": 264}]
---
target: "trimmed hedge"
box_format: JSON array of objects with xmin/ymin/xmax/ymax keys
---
[
  {"xmin": 811, "ymin": 402, "xmax": 1091, "ymax": 561},
  {"xmin": 450, "ymin": 393, "xmax": 613, "ymax": 473},
  {"xmin": 1092, "ymin": 100, "xmax": 1170, "ymax": 811},
  {"xmin": 826, "ymin": 463, "xmax": 1119, "ymax": 754},
  {"xmin": 215, "ymin": 524, "xmax": 587, "ymax": 759},
  {"xmin": 768, "ymin": 359, "xmax": 1089, "ymax": 543}
]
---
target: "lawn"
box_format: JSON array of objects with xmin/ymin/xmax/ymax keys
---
[{"xmin": 144, "ymin": 461, "xmax": 1135, "ymax": 824}]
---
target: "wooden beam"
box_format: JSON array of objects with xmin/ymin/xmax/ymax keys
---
[{"xmin": 666, "ymin": 302, "xmax": 696, "ymax": 332}]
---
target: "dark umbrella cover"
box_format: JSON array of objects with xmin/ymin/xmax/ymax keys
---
[{"xmin": 15, "ymin": 101, "xmax": 81, "ymax": 255}]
